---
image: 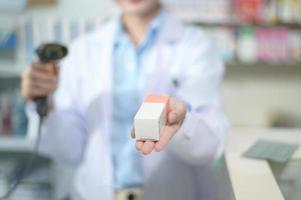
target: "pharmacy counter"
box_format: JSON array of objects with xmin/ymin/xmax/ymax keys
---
[{"xmin": 225, "ymin": 128, "xmax": 301, "ymax": 200}]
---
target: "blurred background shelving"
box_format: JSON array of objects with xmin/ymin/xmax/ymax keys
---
[
  {"xmin": 0, "ymin": 137, "xmax": 33, "ymax": 152},
  {"xmin": 0, "ymin": 0, "xmax": 300, "ymax": 144},
  {"xmin": 0, "ymin": 0, "xmax": 300, "ymax": 148},
  {"xmin": 191, "ymin": 20, "xmax": 301, "ymax": 28}
]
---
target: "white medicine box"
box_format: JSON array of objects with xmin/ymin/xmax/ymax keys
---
[{"xmin": 134, "ymin": 95, "xmax": 169, "ymax": 141}]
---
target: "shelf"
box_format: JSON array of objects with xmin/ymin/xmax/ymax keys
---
[
  {"xmin": 0, "ymin": 69, "xmax": 22, "ymax": 78},
  {"xmin": 188, "ymin": 19, "xmax": 301, "ymax": 29},
  {"xmin": 226, "ymin": 61, "xmax": 301, "ymax": 68},
  {"xmin": 0, "ymin": 61, "xmax": 26, "ymax": 78},
  {"xmin": 225, "ymin": 62, "xmax": 301, "ymax": 77},
  {"xmin": 0, "ymin": 137, "xmax": 34, "ymax": 152}
]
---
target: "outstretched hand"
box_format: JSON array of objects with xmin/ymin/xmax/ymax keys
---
[{"xmin": 132, "ymin": 97, "xmax": 187, "ymax": 155}]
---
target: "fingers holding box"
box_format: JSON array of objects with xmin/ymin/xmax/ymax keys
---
[{"xmin": 133, "ymin": 95, "xmax": 187, "ymax": 155}]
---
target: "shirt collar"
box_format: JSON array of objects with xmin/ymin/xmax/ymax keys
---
[{"xmin": 113, "ymin": 9, "xmax": 164, "ymax": 49}]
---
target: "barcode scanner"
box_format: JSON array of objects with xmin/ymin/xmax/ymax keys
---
[
  {"xmin": 35, "ymin": 43, "xmax": 68, "ymax": 118},
  {"xmin": 0, "ymin": 43, "xmax": 68, "ymax": 200}
]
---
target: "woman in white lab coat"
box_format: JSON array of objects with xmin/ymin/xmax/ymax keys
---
[{"xmin": 22, "ymin": 0, "xmax": 229, "ymax": 199}]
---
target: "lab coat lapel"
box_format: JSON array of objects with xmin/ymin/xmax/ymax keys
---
[
  {"xmin": 143, "ymin": 43, "xmax": 172, "ymax": 95},
  {"xmin": 89, "ymin": 25, "xmax": 114, "ymax": 137},
  {"xmin": 143, "ymin": 14, "xmax": 183, "ymax": 95},
  {"xmin": 73, "ymin": 21, "xmax": 117, "ymax": 200}
]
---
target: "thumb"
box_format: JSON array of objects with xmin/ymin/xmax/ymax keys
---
[{"xmin": 167, "ymin": 110, "xmax": 178, "ymax": 125}]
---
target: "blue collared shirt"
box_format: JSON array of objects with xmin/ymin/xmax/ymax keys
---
[{"xmin": 111, "ymin": 13, "xmax": 162, "ymax": 189}]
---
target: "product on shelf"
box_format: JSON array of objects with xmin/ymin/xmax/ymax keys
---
[
  {"xmin": 0, "ymin": 89, "xmax": 27, "ymax": 138},
  {"xmin": 0, "ymin": 99, "xmax": 12, "ymax": 136},
  {"xmin": 278, "ymin": 0, "xmax": 301, "ymax": 24},
  {"xmin": 204, "ymin": 25, "xmax": 301, "ymax": 63},
  {"xmin": 237, "ymin": 26, "xmax": 257, "ymax": 62},
  {"xmin": 235, "ymin": 0, "xmax": 263, "ymax": 23},
  {"xmin": 0, "ymin": 30, "xmax": 17, "ymax": 60},
  {"xmin": 206, "ymin": 27, "xmax": 236, "ymax": 61},
  {"xmin": 287, "ymin": 30, "xmax": 301, "ymax": 62},
  {"xmin": 262, "ymin": 0, "xmax": 278, "ymax": 23},
  {"xmin": 235, "ymin": 0, "xmax": 301, "ymax": 24},
  {"xmin": 256, "ymin": 27, "xmax": 288, "ymax": 62}
]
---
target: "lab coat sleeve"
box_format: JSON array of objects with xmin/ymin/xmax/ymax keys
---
[
  {"xmin": 26, "ymin": 42, "xmax": 88, "ymax": 165},
  {"xmin": 167, "ymin": 29, "xmax": 229, "ymax": 166}
]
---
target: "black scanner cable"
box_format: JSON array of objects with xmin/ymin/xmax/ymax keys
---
[
  {"xmin": 0, "ymin": 117, "xmax": 44, "ymax": 200},
  {"xmin": 0, "ymin": 43, "xmax": 68, "ymax": 200}
]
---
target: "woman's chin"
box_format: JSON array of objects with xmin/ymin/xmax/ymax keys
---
[{"xmin": 118, "ymin": 0, "xmax": 159, "ymax": 16}]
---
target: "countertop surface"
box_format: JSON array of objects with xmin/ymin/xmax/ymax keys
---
[{"xmin": 225, "ymin": 128, "xmax": 301, "ymax": 200}]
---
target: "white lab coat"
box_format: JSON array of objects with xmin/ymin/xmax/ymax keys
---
[{"xmin": 28, "ymin": 13, "xmax": 229, "ymax": 200}]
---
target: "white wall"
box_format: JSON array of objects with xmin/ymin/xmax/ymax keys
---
[{"xmin": 222, "ymin": 67, "xmax": 301, "ymax": 127}]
